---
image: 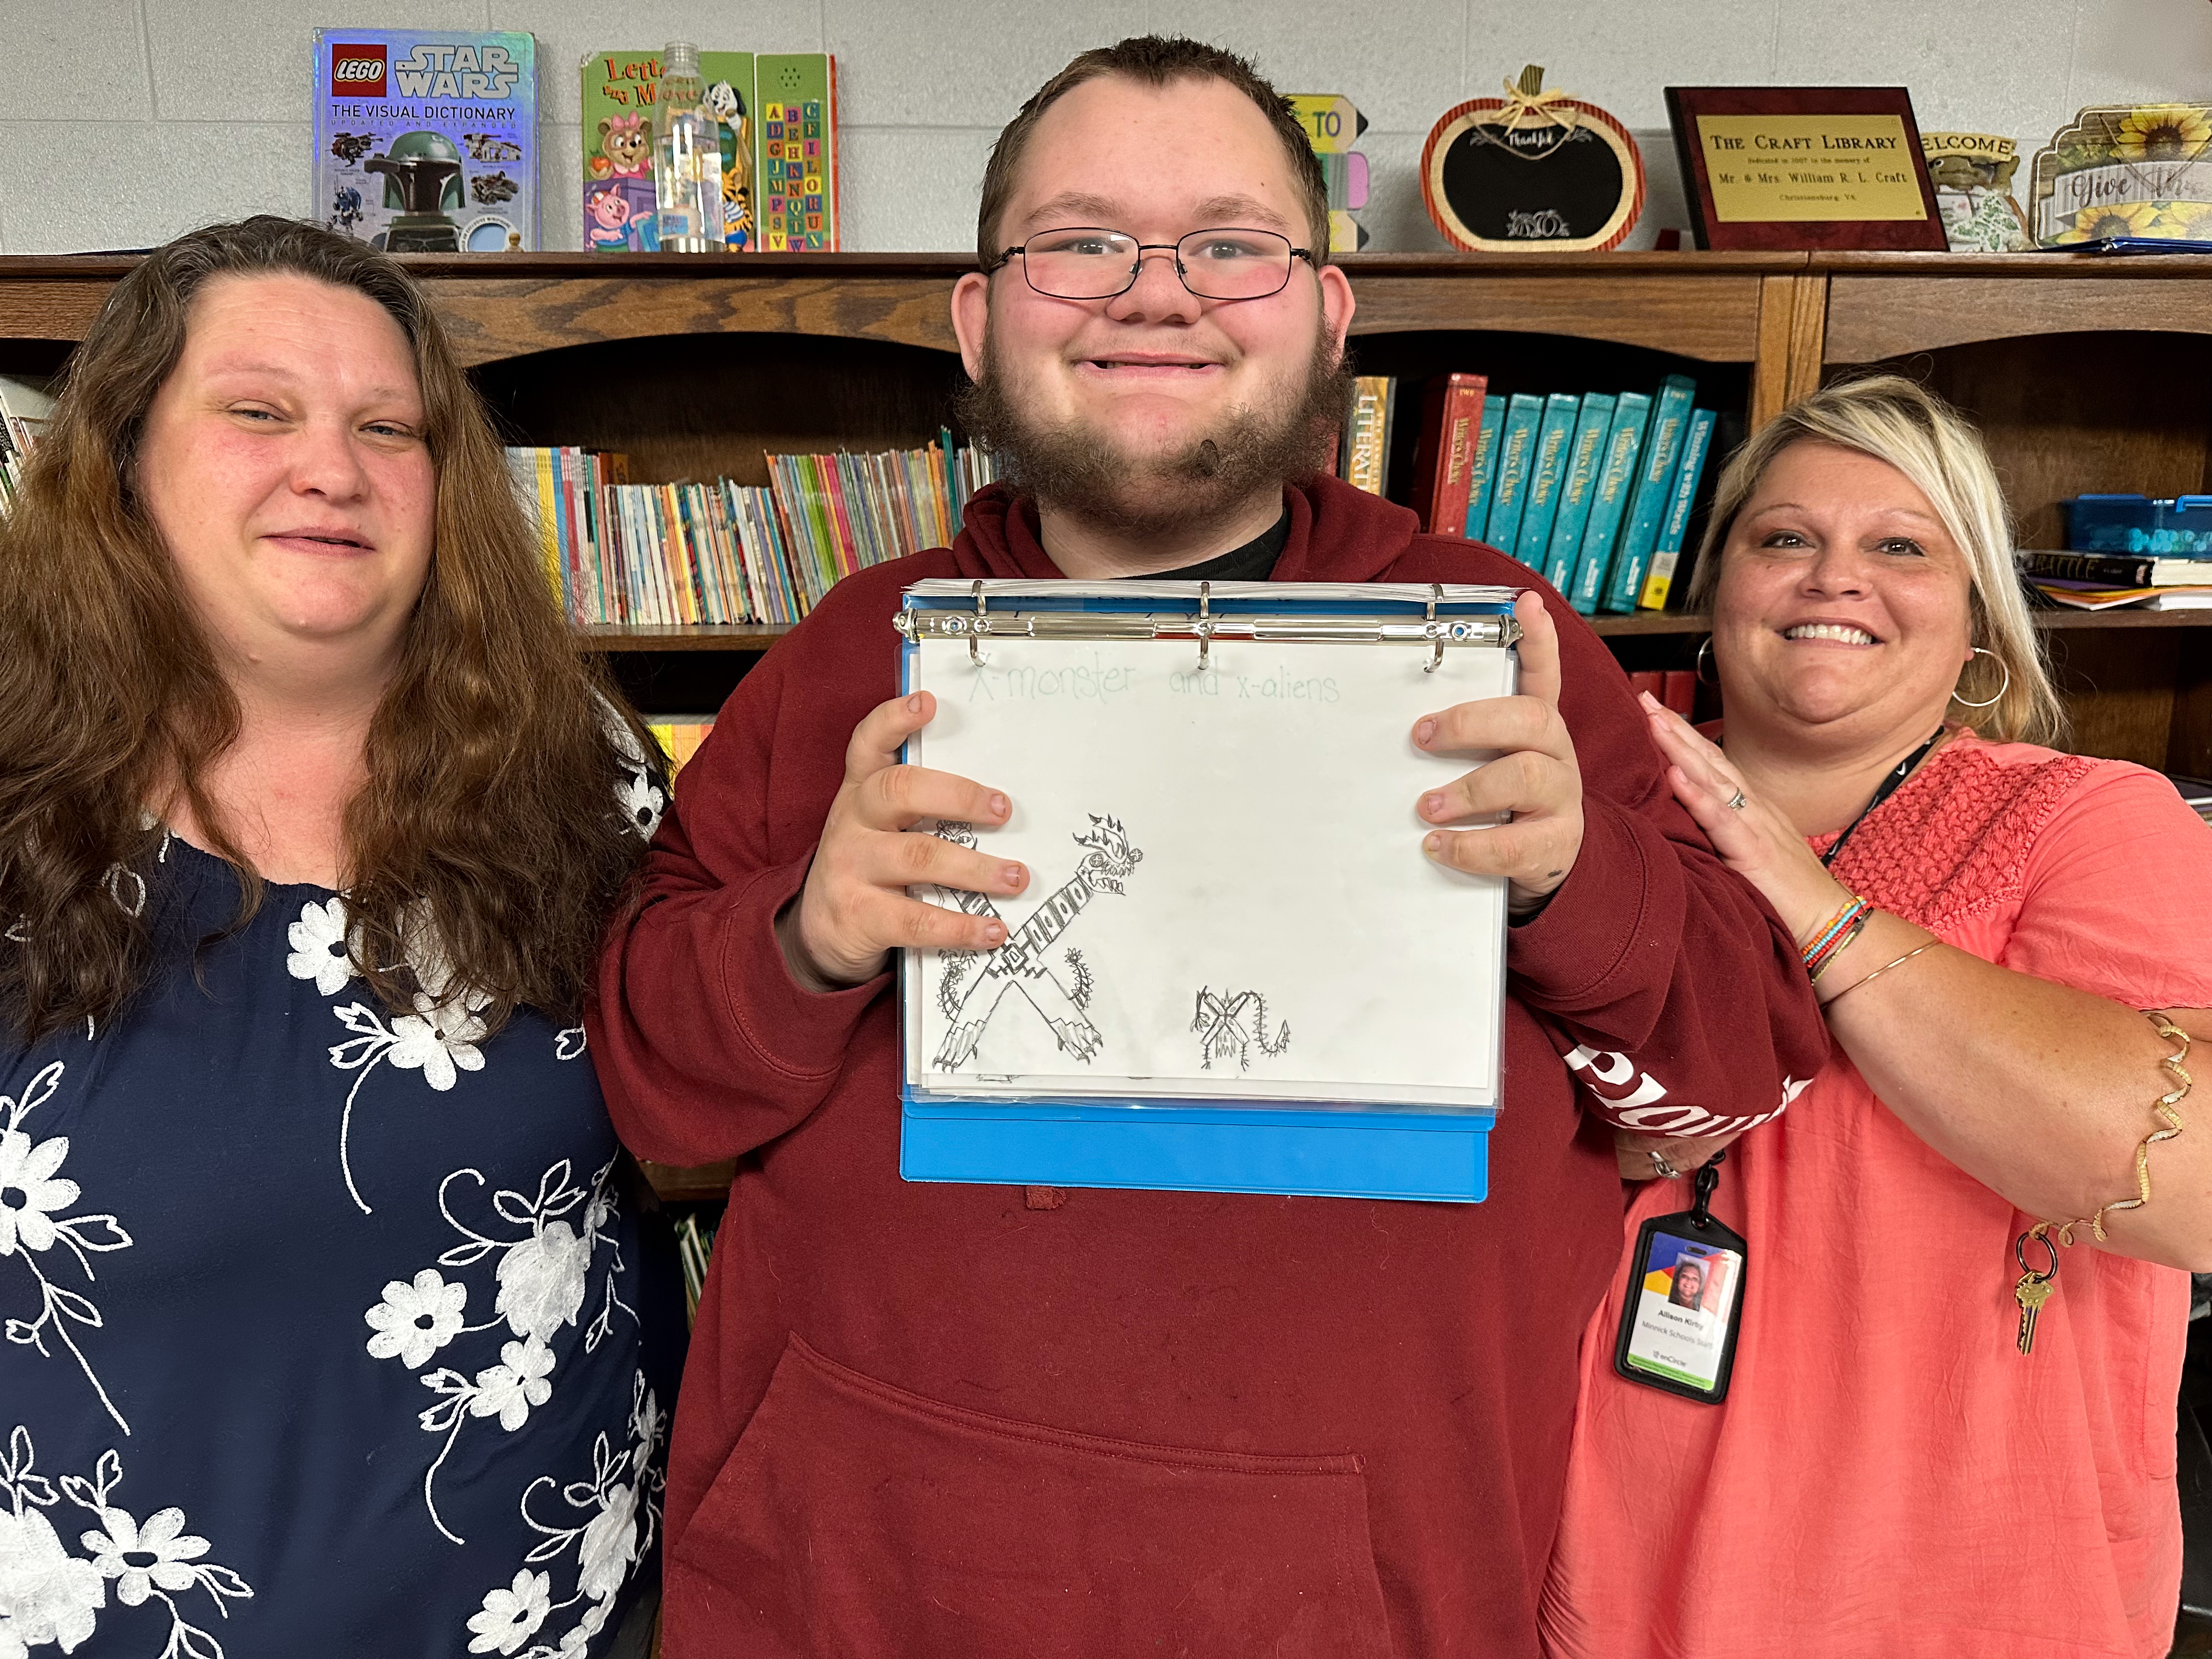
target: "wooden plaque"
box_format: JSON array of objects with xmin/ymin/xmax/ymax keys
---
[{"xmin": 1666, "ymin": 86, "xmax": 1946, "ymax": 251}]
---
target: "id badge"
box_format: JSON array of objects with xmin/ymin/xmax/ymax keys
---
[{"xmin": 1612, "ymin": 1153, "xmax": 1747, "ymax": 1404}]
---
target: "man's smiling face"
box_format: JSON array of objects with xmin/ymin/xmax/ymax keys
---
[{"xmin": 950, "ymin": 72, "xmax": 1354, "ymax": 536}]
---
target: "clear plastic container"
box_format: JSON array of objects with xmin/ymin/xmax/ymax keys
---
[{"xmin": 652, "ymin": 43, "xmax": 721, "ymax": 253}]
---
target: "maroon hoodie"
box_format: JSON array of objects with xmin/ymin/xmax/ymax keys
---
[{"xmin": 590, "ymin": 477, "xmax": 1827, "ymax": 1658}]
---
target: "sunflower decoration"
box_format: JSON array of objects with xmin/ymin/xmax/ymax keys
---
[
  {"xmin": 2051, "ymin": 200, "xmax": 2171, "ymax": 243},
  {"xmin": 2114, "ymin": 104, "xmax": 2212, "ymax": 161}
]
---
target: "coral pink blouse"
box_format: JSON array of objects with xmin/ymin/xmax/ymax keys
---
[{"xmin": 1543, "ymin": 733, "xmax": 2212, "ymax": 1659}]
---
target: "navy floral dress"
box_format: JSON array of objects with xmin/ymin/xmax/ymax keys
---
[{"xmin": 0, "ymin": 787, "xmax": 680, "ymax": 1656}]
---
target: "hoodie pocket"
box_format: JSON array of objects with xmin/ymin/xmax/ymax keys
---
[{"xmin": 668, "ymin": 1333, "xmax": 1396, "ymax": 1659}]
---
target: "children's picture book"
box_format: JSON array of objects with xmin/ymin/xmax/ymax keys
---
[
  {"xmin": 1569, "ymin": 392, "xmax": 1650, "ymax": 612},
  {"xmin": 314, "ymin": 30, "xmax": 538, "ymax": 252},
  {"xmin": 1462, "ymin": 398, "xmax": 1505, "ymax": 541},
  {"xmin": 1602, "ymin": 374, "xmax": 1696, "ymax": 613},
  {"xmin": 1513, "ymin": 393, "xmax": 1581, "ymax": 575},
  {"xmin": 1543, "ymin": 393, "xmax": 1615, "ymax": 591},
  {"xmin": 755, "ymin": 54, "xmax": 840, "ymax": 251},
  {"xmin": 583, "ymin": 49, "xmax": 758, "ymax": 252},
  {"xmin": 1483, "ymin": 393, "xmax": 1544, "ymax": 551}
]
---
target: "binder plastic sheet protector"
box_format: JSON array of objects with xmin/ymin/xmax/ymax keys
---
[{"xmin": 895, "ymin": 579, "xmax": 1521, "ymax": 1203}]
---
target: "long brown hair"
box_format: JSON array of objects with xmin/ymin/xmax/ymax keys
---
[{"xmin": 0, "ymin": 216, "xmax": 656, "ymax": 1044}]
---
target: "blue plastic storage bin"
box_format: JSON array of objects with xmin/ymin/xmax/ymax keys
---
[{"xmin": 2064, "ymin": 494, "xmax": 2212, "ymax": 555}]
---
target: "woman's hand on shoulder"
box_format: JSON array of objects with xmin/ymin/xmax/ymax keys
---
[{"xmin": 1638, "ymin": 693, "xmax": 1846, "ymax": 944}]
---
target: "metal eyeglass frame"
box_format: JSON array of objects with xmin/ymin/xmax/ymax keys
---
[{"xmin": 987, "ymin": 226, "xmax": 1318, "ymax": 302}]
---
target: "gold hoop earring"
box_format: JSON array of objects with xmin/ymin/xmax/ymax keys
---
[
  {"xmin": 1952, "ymin": 646, "xmax": 2010, "ymax": 710},
  {"xmin": 1695, "ymin": 636, "xmax": 1718, "ymax": 686}
]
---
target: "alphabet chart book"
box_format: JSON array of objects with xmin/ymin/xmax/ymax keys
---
[{"xmin": 895, "ymin": 579, "xmax": 1521, "ymax": 1203}]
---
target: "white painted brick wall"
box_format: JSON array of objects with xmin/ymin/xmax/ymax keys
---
[{"xmin": 1, "ymin": 0, "xmax": 2204, "ymax": 255}]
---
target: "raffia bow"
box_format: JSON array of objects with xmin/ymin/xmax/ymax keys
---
[{"xmin": 1496, "ymin": 65, "xmax": 1579, "ymax": 135}]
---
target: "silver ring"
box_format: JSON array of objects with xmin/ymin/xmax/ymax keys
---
[
  {"xmin": 1648, "ymin": 1150, "xmax": 1682, "ymax": 1180},
  {"xmin": 1725, "ymin": 788, "xmax": 1748, "ymax": 812}
]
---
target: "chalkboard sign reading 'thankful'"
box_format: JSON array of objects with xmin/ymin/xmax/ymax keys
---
[{"xmin": 1421, "ymin": 67, "xmax": 1645, "ymax": 253}]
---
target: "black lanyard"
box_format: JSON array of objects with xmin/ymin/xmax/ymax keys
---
[{"xmin": 1819, "ymin": 728, "xmax": 1946, "ymax": 869}]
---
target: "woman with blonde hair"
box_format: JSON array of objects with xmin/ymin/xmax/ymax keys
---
[
  {"xmin": 0, "ymin": 218, "xmax": 674, "ymax": 1657},
  {"xmin": 1541, "ymin": 375, "xmax": 2212, "ymax": 1658}
]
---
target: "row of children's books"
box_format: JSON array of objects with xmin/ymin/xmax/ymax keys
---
[
  {"xmin": 1343, "ymin": 373, "xmax": 1717, "ymax": 614},
  {"xmin": 503, "ymin": 436, "xmax": 1001, "ymax": 628},
  {"xmin": 0, "ymin": 376, "xmax": 53, "ymax": 513},
  {"xmin": 312, "ymin": 29, "xmax": 838, "ymax": 255}
]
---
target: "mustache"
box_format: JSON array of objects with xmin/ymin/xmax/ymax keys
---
[{"xmin": 953, "ymin": 331, "xmax": 1353, "ymax": 540}]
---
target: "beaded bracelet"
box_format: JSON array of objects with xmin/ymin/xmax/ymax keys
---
[
  {"xmin": 1801, "ymin": 895, "xmax": 1871, "ymax": 979},
  {"xmin": 1808, "ymin": 910, "xmax": 1872, "ymax": 983}
]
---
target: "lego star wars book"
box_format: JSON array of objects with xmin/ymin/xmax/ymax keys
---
[{"xmin": 315, "ymin": 29, "xmax": 540, "ymax": 253}]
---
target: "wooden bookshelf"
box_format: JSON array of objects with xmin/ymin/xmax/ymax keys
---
[
  {"xmin": 8, "ymin": 249, "xmax": 2208, "ymax": 759},
  {"xmin": 7, "ymin": 246, "xmax": 2210, "ymax": 1205}
]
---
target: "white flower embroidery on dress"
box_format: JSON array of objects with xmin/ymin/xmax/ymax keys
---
[
  {"xmin": 284, "ymin": 897, "xmax": 359, "ymax": 996},
  {"xmin": 553, "ymin": 1029, "xmax": 586, "ymax": 1062},
  {"xmin": 617, "ymin": 771, "xmax": 664, "ymax": 841},
  {"xmin": 364, "ymin": 1269, "xmax": 470, "ymax": 1369},
  {"xmin": 0, "ymin": 1426, "xmax": 252, "ymax": 1658},
  {"xmin": 603, "ymin": 707, "xmax": 667, "ymax": 844},
  {"xmin": 466, "ymin": 1371, "xmax": 664, "ymax": 1659},
  {"xmin": 325, "ymin": 994, "xmax": 491, "ymax": 1215},
  {"xmin": 470, "ymin": 1338, "xmax": 556, "ymax": 1432},
  {"xmin": 466, "ymin": 1568, "xmax": 552, "ymax": 1655},
  {"xmin": 1, "ymin": 1063, "xmax": 134, "ymax": 1435},
  {"xmin": 373, "ymin": 1158, "xmax": 635, "ymax": 1546}
]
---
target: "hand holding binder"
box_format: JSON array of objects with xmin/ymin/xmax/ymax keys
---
[
  {"xmin": 1411, "ymin": 590, "xmax": 1585, "ymax": 915},
  {"xmin": 781, "ymin": 689, "xmax": 1030, "ymax": 987}
]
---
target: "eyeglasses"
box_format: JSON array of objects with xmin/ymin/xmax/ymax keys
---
[{"xmin": 990, "ymin": 227, "xmax": 1316, "ymax": 302}]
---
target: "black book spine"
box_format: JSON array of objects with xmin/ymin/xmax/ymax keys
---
[{"xmin": 2021, "ymin": 549, "xmax": 2156, "ymax": 586}]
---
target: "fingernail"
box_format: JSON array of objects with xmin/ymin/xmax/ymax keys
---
[
  {"xmin": 1424, "ymin": 832, "xmax": 1443, "ymax": 855},
  {"xmin": 1422, "ymin": 792, "xmax": 1445, "ymax": 817},
  {"xmin": 1414, "ymin": 719, "xmax": 1436, "ymax": 747},
  {"xmin": 1638, "ymin": 691, "xmax": 1663, "ymax": 711},
  {"xmin": 984, "ymin": 922, "xmax": 1005, "ymax": 944},
  {"xmin": 907, "ymin": 693, "xmax": 924, "ymax": 713},
  {"xmin": 1002, "ymin": 863, "xmax": 1025, "ymax": 888},
  {"xmin": 988, "ymin": 792, "xmax": 1009, "ymax": 818}
]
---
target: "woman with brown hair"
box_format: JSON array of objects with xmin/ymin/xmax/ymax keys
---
[{"xmin": 0, "ymin": 218, "xmax": 675, "ymax": 1657}]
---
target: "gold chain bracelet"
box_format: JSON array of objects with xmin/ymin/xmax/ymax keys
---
[
  {"xmin": 2046, "ymin": 1011, "xmax": 2194, "ymax": 1246},
  {"xmin": 2012, "ymin": 1012, "xmax": 2194, "ymax": 1355}
]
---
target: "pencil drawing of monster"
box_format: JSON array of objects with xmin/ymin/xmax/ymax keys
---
[
  {"xmin": 1192, "ymin": 988, "xmax": 1291, "ymax": 1072},
  {"xmin": 927, "ymin": 815, "xmax": 1142, "ymax": 1069}
]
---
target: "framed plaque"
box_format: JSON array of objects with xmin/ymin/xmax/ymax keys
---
[
  {"xmin": 1666, "ymin": 87, "xmax": 1946, "ymax": 251},
  {"xmin": 1421, "ymin": 67, "xmax": 1645, "ymax": 253}
]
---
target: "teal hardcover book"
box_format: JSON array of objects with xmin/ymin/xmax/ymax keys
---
[
  {"xmin": 1604, "ymin": 375, "xmax": 1696, "ymax": 613},
  {"xmin": 1462, "ymin": 398, "xmax": 1505, "ymax": 541},
  {"xmin": 1543, "ymin": 393, "xmax": 1615, "ymax": 592},
  {"xmin": 1571, "ymin": 392, "xmax": 1651, "ymax": 613},
  {"xmin": 1513, "ymin": 394, "xmax": 1581, "ymax": 575},
  {"xmin": 1635, "ymin": 408, "xmax": 1718, "ymax": 610},
  {"xmin": 1483, "ymin": 394, "xmax": 1544, "ymax": 551}
]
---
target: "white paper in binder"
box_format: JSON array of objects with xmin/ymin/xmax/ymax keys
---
[{"xmin": 896, "ymin": 579, "xmax": 1520, "ymax": 1119}]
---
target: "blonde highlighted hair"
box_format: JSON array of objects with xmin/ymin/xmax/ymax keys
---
[{"xmin": 1686, "ymin": 375, "xmax": 2062, "ymax": 745}]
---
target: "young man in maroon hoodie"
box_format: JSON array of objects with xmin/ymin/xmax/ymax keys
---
[{"xmin": 591, "ymin": 36, "xmax": 1826, "ymax": 1659}]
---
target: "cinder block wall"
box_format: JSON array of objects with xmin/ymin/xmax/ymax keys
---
[{"xmin": 2, "ymin": 0, "xmax": 2200, "ymax": 254}]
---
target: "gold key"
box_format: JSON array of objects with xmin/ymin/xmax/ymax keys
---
[{"xmin": 2014, "ymin": 1271, "xmax": 2052, "ymax": 1355}]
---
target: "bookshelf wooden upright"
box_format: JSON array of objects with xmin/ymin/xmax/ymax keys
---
[
  {"xmin": 4, "ymin": 247, "xmax": 2209, "ymax": 1199},
  {"xmin": 3, "ymin": 252, "xmax": 2205, "ymax": 772}
]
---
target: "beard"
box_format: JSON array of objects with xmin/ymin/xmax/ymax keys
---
[{"xmin": 954, "ymin": 326, "xmax": 1353, "ymax": 543}]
